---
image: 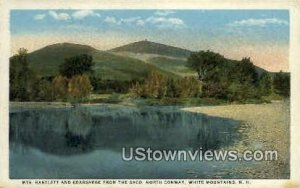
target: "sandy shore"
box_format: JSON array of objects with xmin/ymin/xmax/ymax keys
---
[{"xmin": 183, "ymin": 100, "xmax": 290, "ymax": 178}]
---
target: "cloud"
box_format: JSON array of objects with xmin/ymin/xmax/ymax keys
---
[
  {"xmin": 144, "ymin": 16, "xmax": 185, "ymax": 28},
  {"xmin": 227, "ymin": 18, "xmax": 288, "ymax": 27},
  {"xmin": 104, "ymin": 16, "xmax": 121, "ymax": 25},
  {"xmin": 154, "ymin": 10, "xmax": 176, "ymax": 16},
  {"xmin": 104, "ymin": 16, "xmax": 142, "ymax": 25},
  {"xmin": 34, "ymin": 14, "xmax": 46, "ymax": 20},
  {"xmin": 120, "ymin": 17, "xmax": 141, "ymax": 24},
  {"xmin": 48, "ymin": 11, "xmax": 70, "ymax": 21},
  {"xmin": 72, "ymin": 10, "xmax": 101, "ymax": 20},
  {"xmin": 103, "ymin": 15, "xmax": 185, "ymax": 29}
]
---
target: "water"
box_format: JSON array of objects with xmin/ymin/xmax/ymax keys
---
[{"xmin": 10, "ymin": 105, "xmax": 244, "ymax": 179}]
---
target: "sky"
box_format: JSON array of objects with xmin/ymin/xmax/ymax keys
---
[{"xmin": 10, "ymin": 10, "xmax": 289, "ymax": 72}]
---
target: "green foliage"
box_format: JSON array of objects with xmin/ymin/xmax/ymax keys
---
[
  {"xmin": 10, "ymin": 49, "xmax": 94, "ymax": 102},
  {"xmin": 258, "ymin": 72, "xmax": 272, "ymax": 96},
  {"xmin": 177, "ymin": 77, "xmax": 202, "ymax": 97},
  {"xmin": 9, "ymin": 48, "xmax": 38, "ymax": 101},
  {"xmin": 226, "ymin": 81, "xmax": 258, "ymax": 102},
  {"xmin": 225, "ymin": 58, "xmax": 260, "ymax": 101},
  {"xmin": 59, "ymin": 54, "xmax": 94, "ymax": 78},
  {"xmin": 90, "ymin": 76, "xmax": 139, "ymax": 94},
  {"xmin": 187, "ymin": 50, "xmax": 225, "ymax": 81},
  {"xmin": 231, "ymin": 57, "xmax": 258, "ymax": 85},
  {"xmin": 52, "ymin": 75, "xmax": 69, "ymax": 100},
  {"xmin": 273, "ymin": 71, "xmax": 290, "ymax": 97},
  {"xmin": 202, "ymin": 82, "xmax": 228, "ymax": 99},
  {"xmin": 31, "ymin": 78, "xmax": 54, "ymax": 101},
  {"xmin": 165, "ymin": 78, "xmax": 179, "ymax": 98},
  {"xmin": 187, "ymin": 51, "xmax": 264, "ymax": 102}
]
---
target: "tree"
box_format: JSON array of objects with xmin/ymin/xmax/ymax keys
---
[
  {"xmin": 178, "ymin": 77, "xmax": 202, "ymax": 97},
  {"xmin": 9, "ymin": 55, "xmax": 19, "ymax": 100},
  {"xmin": 59, "ymin": 54, "xmax": 94, "ymax": 78},
  {"xmin": 68, "ymin": 74, "xmax": 93, "ymax": 100},
  {"xmin": 258, "ymin": 72, "xmax": 272, "ymax": 96},
  {"xmin": 187, "ymin": 50, "xmax": 225, "ymax": 82},
  {"xmin": 130, "ymin": 81, "xmax": 145, "ymax": 97},
  {"xmin": 226, "ymin": 80, "xmax": 256, "ymax": 101},
  {"xmin": 232, "ymin": 57, "xmax": 258, "ymax": 85},
  {"xmin": 273, "ymin": 71, "xmax": 290, "ymax": 97},
  {"xmin": 130, "ymin": 71, "xmax": 168, "ymax": 99},
  {"xmin": 166, "ymin": 78, "xmax": 178, "ymax": 98},
  {"xmin": 31, "ymin": 79, "xmax": 54, "ymax": 101},
  {"xmin": 52, "ymin": 75, "xmax": 69, "ymax": 100},
  {"xmin": 220, "ymin": 57, "xmax": 260, "ymax": 101},
  {"xmin": 9, "ymin": 48, "xmax": 37, "ymax": 101}
]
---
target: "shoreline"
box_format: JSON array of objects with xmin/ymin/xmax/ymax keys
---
[
  {"xmin": 182, "ymin": 100, "xmax": 290, "ymax": 178},
  {"xmin": 9, "ymin": 101, "xmax": 73, "ymax": 108}
]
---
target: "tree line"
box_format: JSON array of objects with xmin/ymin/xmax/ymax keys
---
[
  {"xmin": 188, "ymin": 50, "xmax": 289, "ymax": 101},
  {"xmin": 131, "ymin": 50, "xmax": 290, "ymax": 102},
  {"xmin": 130, "ymin": 71, "xmax": 201, "ymax": 99},
  {"xmin": 10, "ymin": 48, "xmax": 290, "ymax": 103}
]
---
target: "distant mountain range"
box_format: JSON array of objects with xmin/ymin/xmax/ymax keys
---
[
  {"xmin": 22, "ymin": 42, "xmax": 178, "ymax": 80},
  {"xmin": 11, "ymin": 40, "xmax": 269, "ymax": 80}
]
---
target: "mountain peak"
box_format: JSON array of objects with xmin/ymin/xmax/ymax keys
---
[
  {"xmin": 42, "ymin": 42, "xmax": 96, "ymax": 51},
  {"xmin": 109, "ymin": 40, "xmax": 191, "ymax": 58}
]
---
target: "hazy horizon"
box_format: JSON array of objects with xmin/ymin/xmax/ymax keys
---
[{"xmin": 11, "ymin": 9, "xmax": 289, "ymax": 72}]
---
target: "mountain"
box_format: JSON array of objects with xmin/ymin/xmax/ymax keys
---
[
  {"xmin": 26, "ymin": 43, "xmax": 95, "ymax": 76},
  {"xmin": 109, "ymin": 40, "xmax": 192, "ymax": 58},
  {"xmin": 109, "ymin": 40, "xmax": 268, "ymax": 77},
  {"xmin": 17, "ymin": 43, "xmax": 177, "ymax": 80},
  {"xmin": 11, "ymin": 41, "xmax": 269, "ymax": 81}
]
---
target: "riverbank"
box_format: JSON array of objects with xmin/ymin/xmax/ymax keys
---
[
  {"xmin": 10, "ymin": 101, "xmax": 73, "ymax": 108},
  {"xmin": 182, "ymin": 100, "xmax": 290, "ymax": 178}
]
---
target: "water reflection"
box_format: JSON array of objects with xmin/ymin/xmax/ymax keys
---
[
  {"xmin": 10, "ymin": 106, "xmax": 239, "ymax": 155},
  {"xmin": 9, "ymin": 105, "xmax": 241, "ymax": 178}
]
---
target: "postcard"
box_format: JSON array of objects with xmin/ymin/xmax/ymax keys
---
[{"xmin": 0, "ymin": 0, "xmax": 300, "ymax": 187}]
